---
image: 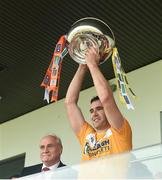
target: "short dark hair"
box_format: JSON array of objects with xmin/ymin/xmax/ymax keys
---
[{"xmin": 90, "ymin": 96, "xmax": 100, "ymax": 104}]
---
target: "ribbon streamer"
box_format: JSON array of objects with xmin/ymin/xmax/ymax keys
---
[
  {"xmin": 41, "ymin": 35, "xmax": 68, "ymax": 103},
  {"xmin": 112, "ymin": 48, "xmax": 136, "ymax": 110}
]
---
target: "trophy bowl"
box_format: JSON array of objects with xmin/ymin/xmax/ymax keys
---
[{"xmin": 67, "ymin": 17, "xmax": 115, "ymax": 64}]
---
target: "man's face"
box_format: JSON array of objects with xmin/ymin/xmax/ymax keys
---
[
  {"xmin": 40, "ymin": 136, "xmax": 62, "ymax": 167},
  {"xmin": 90, "ymin": 100, "xmax": 109, "ymax": 130}
]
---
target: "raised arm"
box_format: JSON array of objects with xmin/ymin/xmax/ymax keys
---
[
  {"xmin": 85, "ymin": 46, "xmax": 124, "ymax": 130},
  {"xmin": 65, "ymin": 64, "xmax": 87, "ymax": 134}
]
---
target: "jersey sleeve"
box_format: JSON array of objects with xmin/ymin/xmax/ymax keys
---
[
  {"xmin": 76, "ymin": 121, "xmax": 94, "ymax": 145},
  {"xmin": 111, "ymin": 119, "xmax": 132, "ymax": 148}
]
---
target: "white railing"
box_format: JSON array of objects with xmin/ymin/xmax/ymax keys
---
[{"xmin": 20, "ymin": 144, "xmax": 162, "ymax": 179}]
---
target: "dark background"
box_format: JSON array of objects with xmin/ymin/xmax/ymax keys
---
[{"xmin": 0, "ymin": 0, "xmax": 162, "ymax": 124}]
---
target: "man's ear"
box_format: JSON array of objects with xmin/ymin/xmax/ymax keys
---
[{"xmin": 59, "ymin": 146, "xmax": 63, "ymax": 155}]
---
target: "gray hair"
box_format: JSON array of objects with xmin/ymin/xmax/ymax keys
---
[{"xmin": 41, "ymin": 134, "xmax": 63, "ymax": 149}]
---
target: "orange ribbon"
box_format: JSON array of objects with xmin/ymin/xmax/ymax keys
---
[{"xmin": 41, "ymin": 35, "xmax": 67, "ymax": 103}]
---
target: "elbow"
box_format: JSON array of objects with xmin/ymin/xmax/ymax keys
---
[
  {"xmin": 64, "ymin": 99, "xmax": 72, "ymax": 110},
  {"xmin": 100, "ymin": 91, "xmax": 114, "ymax": 106},
  {"xmin": 64, "ymin": 96, "xmax": 77, "ymax": 107},
  {"xmin": 64, "ymin": 97, "xmax": 71, "ymax": 107}
]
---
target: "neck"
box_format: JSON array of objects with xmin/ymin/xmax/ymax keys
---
[
  {"xmin": 96, "ymin": 124, "xmax": 110, "ymax": 133},
  {"xmin": 44, "ymin": 160, "xmax": 60, "ymax": 167}
]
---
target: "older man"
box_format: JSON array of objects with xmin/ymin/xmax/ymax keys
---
[{"xmin": 21, "ymin": 135, "xmax": 66, "ymax": 177}]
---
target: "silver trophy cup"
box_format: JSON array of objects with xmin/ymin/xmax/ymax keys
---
[{"xmin": 67, "ymin": 17, "xmax": 115, "ymax": 64}]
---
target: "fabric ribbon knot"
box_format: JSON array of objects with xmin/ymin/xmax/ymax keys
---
[{"xmin": 42, "ymin": 167, "xmax": 50, "ymax": 172}]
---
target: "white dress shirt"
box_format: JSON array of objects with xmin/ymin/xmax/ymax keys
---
[{"xmin": 42, "ymin": 161, "xmax": 60, "ymax": 171}]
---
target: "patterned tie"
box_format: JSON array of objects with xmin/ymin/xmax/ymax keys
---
[{"xmin": 42, "ymin": 167, "xmax": 50, "ymax": 172}]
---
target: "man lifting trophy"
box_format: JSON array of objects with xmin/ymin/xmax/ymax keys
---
[{"xmin": 64, "ymin": 17, "xmax": 133, "ymax": 161}]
